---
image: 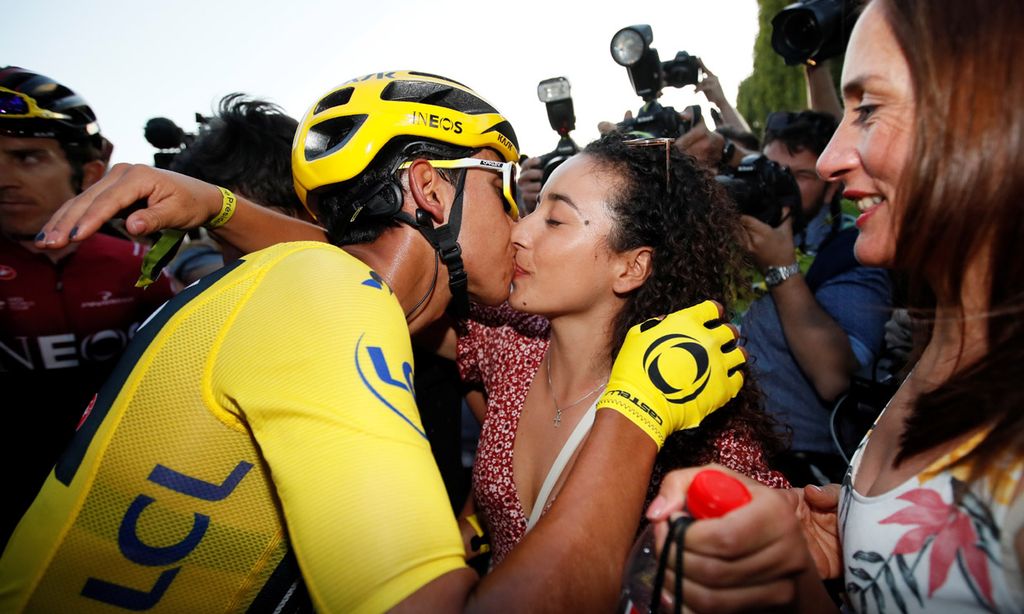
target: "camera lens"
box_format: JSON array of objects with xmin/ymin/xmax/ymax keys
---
[{"xmin": 781, "ymin": 12, "xmax": 822, "ymax": 57}]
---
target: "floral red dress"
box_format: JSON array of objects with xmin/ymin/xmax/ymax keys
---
[{"xmin": 458, "ymin": 304, "xmax": 788, "ymax": 566}]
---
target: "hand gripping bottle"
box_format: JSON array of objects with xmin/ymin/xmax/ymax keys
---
[{"xmin": 618, "ymin": 470, "xmax": 752, "ymax": 614}]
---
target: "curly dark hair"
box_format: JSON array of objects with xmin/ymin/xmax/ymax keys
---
[
  {"xmin": 171, "ymin": 94, "xmax": 305, "ymax": 217},
  {"xmin": 581, "ymin": 133, "xmax": 786, "ymax": 474}
]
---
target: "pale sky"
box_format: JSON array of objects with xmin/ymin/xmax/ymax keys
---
[{"xmin": 4, "ymin": 0, "xmax": 760, "ymax": 166}]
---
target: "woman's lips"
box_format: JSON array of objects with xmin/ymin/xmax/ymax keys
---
[
  {"xmin": 856, "ymin": 205, "xmax": 881, "ymax": 228},
  {"xmin": 846, "ymin": 193, "xmax": 886, "ymax": 229}
]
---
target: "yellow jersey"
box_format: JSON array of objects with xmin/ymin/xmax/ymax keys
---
[{"xmin": 0, "ymin": 242, "xmax": 465, "ymax": 613}]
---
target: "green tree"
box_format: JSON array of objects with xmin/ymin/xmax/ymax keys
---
[{"xmin": 736, "ymin": 0, "xmax": 809, "ymax": 136}]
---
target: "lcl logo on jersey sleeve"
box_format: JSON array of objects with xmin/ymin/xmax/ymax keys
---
[{"xmin": 353, "ymin": 333, "xmax": 425, "ymax": 439}]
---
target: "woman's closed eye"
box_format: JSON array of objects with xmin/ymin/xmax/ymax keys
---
[{"xmin": 853, "ymin": 103, "xmax": 878, "ymax": 125}]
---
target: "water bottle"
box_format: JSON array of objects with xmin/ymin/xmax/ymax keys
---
[{"xmin": 617, "ymin": 469, "xmax": 753, "ymax": 613}]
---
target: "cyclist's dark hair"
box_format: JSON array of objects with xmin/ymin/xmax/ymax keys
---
[
  {"xmin": 582, "ymin": 132, "xmax": 785, "ymax": 467},
  {"xmin": 171, "ymin": 94, "xmax": 304, "ymax": 216}
]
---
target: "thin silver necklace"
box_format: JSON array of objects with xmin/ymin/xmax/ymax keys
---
[{"xmin": 545, "ymin": 345, "xmax": 607, "ymax": 428}]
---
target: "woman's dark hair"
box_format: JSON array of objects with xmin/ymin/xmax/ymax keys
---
[
  {"xmin": 582, "ymin": 133, "xmax": 784, "ymax": 466},
  {"xmin": 879, "ymin": 0, "xmax": 1024, "ymax": 476}
]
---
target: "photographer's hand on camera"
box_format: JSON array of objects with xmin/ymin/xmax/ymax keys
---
[
  {"xmin": 694, "ymin": 60, "xmax": 752, "ymax": 134},
  {"xmin": 695, "ymin": 69, "xmax": 726, "ymax": 108},
  {"xmin": 739, "ymin": 208, "xmax": 797, "ymax": 273},
  {"xmin": 597, "ymin": 110, "xmax": 634, "ymax": 136},
  {"xmin": 740, "ymin": 205, "xmax": 859, "ymax": 402},
  {"xmin": 674, "ymin": 108, "xmax": 744, "ymax": 170}
]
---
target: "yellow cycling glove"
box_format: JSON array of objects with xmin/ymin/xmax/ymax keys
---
[{"xmin": 597, "ymin": 300, "xmax": 746, "ymax": 449}]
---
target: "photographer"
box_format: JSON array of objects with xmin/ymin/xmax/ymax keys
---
[{"xmin": 739, "ymin": 110, "xmax": 890, "ymax": 486}]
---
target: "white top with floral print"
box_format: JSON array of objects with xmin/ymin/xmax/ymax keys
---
[{"xmin": 840, "ymin": 430, "xmax": 1024, "ymax": 613}]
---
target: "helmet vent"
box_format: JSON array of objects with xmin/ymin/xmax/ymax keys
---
[
  {"xmin": 380, "ymin": 80, "xmax": 497, "ymax": 115},
  {"xmin": 407, "ymin": 71, "xmax": 470, "ymax": 89},
  {"xmin": 304, "ymin": 114, "xmax": 367, "ymax": 161},
  {"xmin": 314, "ymin": 87, "xmax": 354, "ymax": 115}
]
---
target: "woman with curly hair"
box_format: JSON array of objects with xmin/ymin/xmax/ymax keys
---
[{"xmin": 457, "ymin": 133, "xmax": 787, "ymax": 566}]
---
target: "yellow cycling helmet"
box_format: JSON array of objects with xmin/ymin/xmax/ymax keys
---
[
  {"xmin": 293, "ymin": 71, "xmax": 520, "ymax": 318},
  {"xmin": 292, "ymin": 70, "xmax": 519, "ymax": 211}
]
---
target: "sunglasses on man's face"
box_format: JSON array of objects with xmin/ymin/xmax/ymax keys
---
[
  {"xmin": 399, "ymin": 158, "xmax": 521, "ymax": 221},
  {"xmin": 0, "ymin": 87, "xmax": 72, "ymax": 120}
]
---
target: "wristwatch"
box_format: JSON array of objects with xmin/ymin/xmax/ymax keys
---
[{"xmin": 764, "ymin": 263, "xmax": 800, "ymax": 288}]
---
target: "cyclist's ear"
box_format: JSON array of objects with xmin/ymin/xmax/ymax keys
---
[{"xmin": 405, "ymin": 159, "xmax": 451, "ymax": 222}]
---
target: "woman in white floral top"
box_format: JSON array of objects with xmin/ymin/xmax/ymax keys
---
[{"xmin": 644, "ymin": 0, "xmax": 1024, "ymax": 611}]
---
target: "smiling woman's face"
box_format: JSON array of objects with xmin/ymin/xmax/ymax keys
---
[
  {"xmin": 508, "ymin": 154, "xmax": 623, "ymax": 318},
  {"xmin": 816, "ymin": 0, "xmax": 915, "ymax": 268}
]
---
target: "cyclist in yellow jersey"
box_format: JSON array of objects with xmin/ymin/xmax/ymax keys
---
[{"xmin": 6, "ymin": 71, "xmax": 747, "ymax": 612}]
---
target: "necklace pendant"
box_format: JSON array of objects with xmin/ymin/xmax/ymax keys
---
[{"xmin": 553, "ymin": 408, "xmax": 562, "ymax": 427}]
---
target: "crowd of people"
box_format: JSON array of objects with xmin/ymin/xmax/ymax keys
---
[{"xmin": 1, "ymin": 0, "xmax": 1021, "ymax": 611}]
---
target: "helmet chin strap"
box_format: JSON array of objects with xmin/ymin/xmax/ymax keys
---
[{"xmin": 393, "ymin": 170, "xmax": 470, "ymax": 319}]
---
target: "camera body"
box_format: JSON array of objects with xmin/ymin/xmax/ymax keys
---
[
  {"xmin": 771, "ymin": 0, "xmax": 859, "ymax": 66},
  {"xmin": 537, "ymin": 136, "xmax": 579, "ymax": 184},
  {"xmin": 621, "ymin": 102, "xmax": 701, "ymax": 140},
  {"xmin": 716, "ymin": 154, "xmax": 802, "ymax": 227},
  {"xmin": 535, "ymin": 77, "xmax": 580, "ymax": 185},
  {"xmin": 610, "ymin": 25, "xmax": 702, "ymax": 139}
]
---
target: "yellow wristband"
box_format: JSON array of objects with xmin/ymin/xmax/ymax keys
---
[{"xmin": 205, "ymin": 186, "xmax": 237, "ymax": 229}]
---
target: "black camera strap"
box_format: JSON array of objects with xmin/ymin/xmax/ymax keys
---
[{"xmin": 648, "ymin": 516, "xmax": 694, "ymax": 614}]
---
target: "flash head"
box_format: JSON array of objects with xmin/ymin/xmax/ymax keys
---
[
  {"xmin": 537, "ymin": 77, "xmax": 571, "ymax": 103},
  {"xmin": 611, "ymin": 25, "xmax": 652, "ymax": 67}
]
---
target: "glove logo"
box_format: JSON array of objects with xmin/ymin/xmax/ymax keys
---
[{"xmin": 642, "ymin": 334, "xmax": 711, "ymax": 405}]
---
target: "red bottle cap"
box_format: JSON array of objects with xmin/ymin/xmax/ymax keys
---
[{"xmin": 685, "ymin": 469, "xmax": 752, "ymax": 519}]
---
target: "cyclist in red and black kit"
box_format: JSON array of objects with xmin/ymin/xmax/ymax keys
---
[{"xmin": 0, "ymin": 67, "xmax": 173, "ymax": 547}]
